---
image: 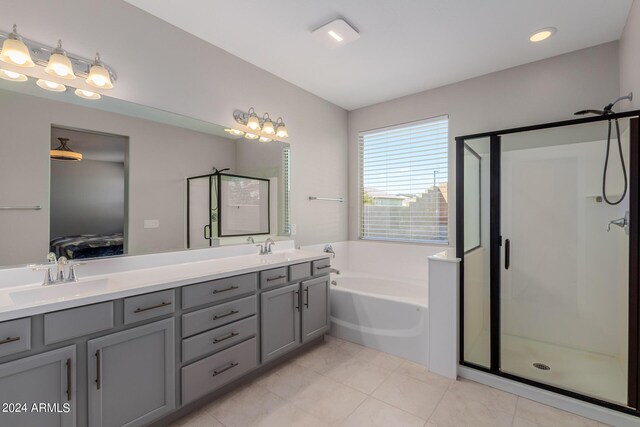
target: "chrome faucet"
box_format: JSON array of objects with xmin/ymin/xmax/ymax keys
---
[
  {"xmin": 265, "ymin": 238, "xmax": 275, "ymax": 254},
  {"xmin": 256, "ymin": 238, "xmax": 276, "ymax": 255},
  {"xmin": 323, "ymin": 244, "xmax": 336, "ymax": 258},
  {"xmin": 56, "ymin": 257, "xmax": 68, "ymax": 282},
  {"xmin": 32, "ymin": 254, "xmax": 84, "ymax": 286},
  {"xmin": 608, "ymin": 211, "xmax": 630, "ymax": 235}
]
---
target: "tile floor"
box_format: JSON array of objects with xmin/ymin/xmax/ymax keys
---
[{"xmin": 171, "ymin": 335, "xmax": 609, "ymax": 427}]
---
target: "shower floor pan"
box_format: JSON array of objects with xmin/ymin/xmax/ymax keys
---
[{"xmin": 466, "ymin": 330, "xmax": 627, "ymax": 406}]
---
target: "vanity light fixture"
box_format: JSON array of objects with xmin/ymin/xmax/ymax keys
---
[
  {"xmin": 36, "ymin": 78, "xmax": 66, "ymax": 92},
  {"xmin": 50, "ymin": 137, "xmax": 83, "ymax": 161},
  {"xmin": 529, "ymin": 27, "xmax": 556, "ymax": 43},
  {"xmin": 224, "ymin": 128, "xmax": 245, "ymax": 136},
  {"xmin": 86, "ymin": 53, "xmax": 113, "ymax": 89},
  {"xmin": 0, "ymin": 25, "xmax": 35, "ymax": 67},
  {"xmin": 44, "ymin": 40, "xmax": 76, "ymax": 80},
  {"xmin": 275, "ymin": 117, "xmax": 288, "ymax": 139},
  {"xmin": 262, "ymin": 113, "xmax": 275, "ymax": 135},
  {"xmin": 233, "ymin": 108, "xmax": 289, "ymax": 142},
  {"xmin": 246, "ymin": 107, "xmax": 261, "ymax": 131},
  {"xmin": 0, "ymin": 69, "xmax": 27, "ymax": 82},
  {"xmin": 74, "ymin": 88, "xmax": 101, "ymax": 100},
  {"xmin": 0, "ymin": 25, "xmax": 117, "ymax": 96}
]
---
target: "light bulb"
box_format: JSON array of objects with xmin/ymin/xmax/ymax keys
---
[
  {"xmin": 275, "ymin": 119, "xmax": 288, "ymax": 138},
  {"xmin": 224, "ymin": 128, "xmax": 245, "ymax": 136},
  {"xmin": 36, "ymin": 79, "xmax": 66, "ymax": 92},
  {"xmin": 247, "ymin": 115, "xmax": 260, "ymax": 130},
  {"xmin": 0, "ymin": 69, "xmax": 27, "ymax": 82},
  {"xmin": 262, "ymin": 117, "xmax": 275, "ymax": 135},
  {"xmin": 74, "ymin": 88, "xmax": 101, "ymax": 100},
  {"xmin": 86, "ymin": 54, "xmax": 114, "ymax": 89},
  {"xmin": 44, "ymin": 41, "xmax": 76, "ymax": 80},
  {"xmin": 244, "ymin": 133, "xmax": 259, "ymax": 140},
  {"xmin": 0, "ymin": 26, "xmax": 35, "ymax": 68}
]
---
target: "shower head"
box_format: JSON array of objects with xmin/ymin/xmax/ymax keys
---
[
  {"xmin": 574, "ymin": 109, "xmax": 606, "ymax": 116},
  {"xmin": 574, "ymin": 92, "xmax": 633, "ymax": 116}
]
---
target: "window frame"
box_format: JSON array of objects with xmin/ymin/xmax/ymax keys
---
[{"xmin": 358, "ymin": 115, "xmax": 450, "ymax": 245}]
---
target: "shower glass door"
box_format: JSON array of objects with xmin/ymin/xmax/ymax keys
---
[{"xmin": 499, "ymin": 119, "xmax": 632, "ymax": 405}]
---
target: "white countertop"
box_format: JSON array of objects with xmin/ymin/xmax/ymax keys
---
[{"xmin": 0, "ymin": 249, "xmax": 329, "ymax": 322}]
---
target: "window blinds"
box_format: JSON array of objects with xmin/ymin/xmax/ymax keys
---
[{"xmin": 359, "ymin": 116, "xmax": 449, "ymax": 243}]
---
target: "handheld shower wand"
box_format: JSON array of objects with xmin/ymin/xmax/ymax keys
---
[{"xmin": 574, "ymin": 92, "xmax": 633, "ymax": 205}]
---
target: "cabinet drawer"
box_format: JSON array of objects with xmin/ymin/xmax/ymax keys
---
[
  {"xmin": 312, "ymin": 258, "xmax": 331, "ymax": 275},
  {"xmin": 0, "ymin": 318, "xmax": 31, "ymax": 358},
  {"xmin": 182, "ymin": 273, "xmax": 257, "ymax": 309},
  {"xmin": 182, "ymin": 337, "xmax": 257, "ymax": 404},
  {"xmin": 124, "ymin": 289, "xmax": 175, "ymax": 325},
  {"xmin": 45, "ymin": 302, "xmax": 113, "ymax": 345},
  {"xmin": 259, "ymin": 267, "xmax": 288, "ymax": 289},
  {"xmin": 182, "ymin": 295, "xmax": 257, "ymax": 337},
  {"xmin": 289, "ymin": 262, "xmax": 311, "ymax": 282},
  {"xmin": 182, "ymin": 316, "xmax": 257, "ymax": 363}
]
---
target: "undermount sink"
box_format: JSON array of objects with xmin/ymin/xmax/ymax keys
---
[
  {"xmin": 9, "ymin": 278, "xmax": 119, "ymax": 304},
  {"xmin": 258, "ymin": 252, "xmax": 293, "ymax": 264}
]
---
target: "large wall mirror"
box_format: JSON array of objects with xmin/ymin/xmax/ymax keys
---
[{"xmin": 0, "ymin": 78, "xmax": 291, "ymax": 267}]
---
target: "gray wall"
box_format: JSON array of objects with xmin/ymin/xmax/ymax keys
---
[
  {"xmin": 347, "ymin": 42, "xmax": 621, "ymax": 243},
  {"xmin": 50, "ymin": 160, "xmax": 125, "ymax": 240},
  {"xmin": 620, "ymin": 0, "xmax": 640, "ymax": 110},
  {"xmin": 1, "ymin": 0, "xmax": 349, "ymax": 248},
  {"xmin": 0, "ymin": 90, "xmax": 237, "ymax": 266}
]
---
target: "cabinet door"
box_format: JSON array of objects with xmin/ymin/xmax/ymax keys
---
[
  {"xmin": 261, "ymin": 283, "xmax": 300, "ymax": 362},
  {"xmin": 301, "ymin": 277, "xmax": 330, "ymax": 343},
  {"xmin": 0, "ymin": 345, "xmax": 75, "ymax": 427},
  {"xmin": 87, "ymin": 318, "xmax": 175, "ymax": 427}
]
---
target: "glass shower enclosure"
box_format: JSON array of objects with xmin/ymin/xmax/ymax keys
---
[{"xmin": 457, "ymin": 111, "xmax": 640, "ymax": 415}]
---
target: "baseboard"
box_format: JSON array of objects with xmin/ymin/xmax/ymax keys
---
[{"xmin": 458, "ymin": 365, "xmax": 640, "ymax": 427}]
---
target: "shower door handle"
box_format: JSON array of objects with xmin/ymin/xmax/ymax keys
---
[{"xmin": 504, "ymin": 239, "xmax": 510, "ymax": 270}]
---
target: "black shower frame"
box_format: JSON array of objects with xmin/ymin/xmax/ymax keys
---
[{"xmin": 455, "ymin": 110, "xmax": 640, "ymax": 416}]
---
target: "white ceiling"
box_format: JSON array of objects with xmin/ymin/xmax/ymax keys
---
[{"xmin": 124, "ymin": 0, "xmax": 632, "ymax": 111}]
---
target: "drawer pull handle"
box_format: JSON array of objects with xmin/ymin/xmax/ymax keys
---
[
  {"xmin": 266, "ymin": 275, "xmax": 286, "ymax": 282},
  {"xmin": 315, "ymin": 265, "xmax": 329, "ymax": 270},
  {"xmin": 0, "ymin": 336, "xmax": 20, "ymax": 345},
  {"xmin": 212, "ymin": 362, "xmax": 239, "ymax": 377},
  {"xmin": 95, "ymin": 350, "xmax": 101, "ymax": 390},
  {"xmin": 212, "ymin": 285, "xmax": 239, "ymax": 294},
  {"xmin": 66, "ymin": 358, "xmax": 72, "ymax": 401},
  {"xmin": 133, "ymin": 301, "xmax": 172, "ymax": 313},
  {"xmin": 213, "ymin": 332, "xmax": 239, "ymax": 343},
  {"xmin": 213, "ymin": 310, "xmax": 239, "ymax": 320}
]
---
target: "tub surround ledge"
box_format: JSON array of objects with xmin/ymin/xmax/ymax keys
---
[{"xmin": 428, "ymin": 250, "xmax": 460, "ymax": 379}]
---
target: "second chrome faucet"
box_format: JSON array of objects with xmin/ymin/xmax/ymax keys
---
[
  {"xmin": 32, "ymin": 253, "xmax": 84, "ymax": 285},
  {"xmin": 256, "ymin": 238, "xmax": 275, "ymax": 255}
]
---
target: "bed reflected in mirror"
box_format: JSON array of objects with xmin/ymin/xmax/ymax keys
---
[{"xmin": 49, "ymin": 126, "xmax": 127, "ymax": 260}]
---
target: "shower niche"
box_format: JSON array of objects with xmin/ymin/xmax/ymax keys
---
[{"xmin": 457, "ymin": 111, "xmax": 640, "ymax": 415}]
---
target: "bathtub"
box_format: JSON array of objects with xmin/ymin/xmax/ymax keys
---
[{"xmin": 302, "ymin": 240, "xmax": 446, "ymax": 367}]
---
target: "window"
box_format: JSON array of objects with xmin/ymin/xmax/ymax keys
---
[
  {"xmin": 359, "ymin": 116, "xmax": 449, "ymax": 243},
  {"xmin": 282, "ymin": 146, "xmax": 291, "ymax": 234}
]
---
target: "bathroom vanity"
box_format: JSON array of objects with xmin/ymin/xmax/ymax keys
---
[{"xmin": 0, "ymin": 250, "xmax": 331, "ymax": 427}]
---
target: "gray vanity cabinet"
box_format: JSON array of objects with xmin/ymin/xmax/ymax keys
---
[
  {"xmin": 260, "ymin": 283, "xmax": 301, "ymax": 362},
  {"xmin": 87, "ymin": 318, "xmax": 175, "ymax": 427},
  {"xmin": 301, "ymin": 276, "xmax": 330, "ymax": 343},
  {"xmin": 0, "ymin": 345, "xmax": 75, "ymax": 427}
]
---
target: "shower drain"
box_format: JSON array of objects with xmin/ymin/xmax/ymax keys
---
[{"xmin": 533, "ymin": 363, "xmax": 551, "ymax": 371}]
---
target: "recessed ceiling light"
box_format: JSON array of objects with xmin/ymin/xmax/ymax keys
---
[
  {"xmin": 529, "ymin": 27, "xmax": 557, "ymax": 43},
  {"xmin": 312, "ymin": 19, "xmax": 359, "ymax": 48}
]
